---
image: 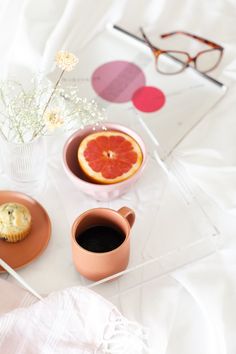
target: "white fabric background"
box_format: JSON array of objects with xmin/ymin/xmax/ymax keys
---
[{"xmin": 0, "ymin": 1, "xmax": 236, "ymax": 353}]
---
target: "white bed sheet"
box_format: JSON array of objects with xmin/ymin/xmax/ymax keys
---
[{"xmin": 0, "ymin": 1, "xmax": 236, "ymax": 353}]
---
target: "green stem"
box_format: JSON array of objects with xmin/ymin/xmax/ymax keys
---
[
  {"xmin": 42, "ymin": 69, "xmax": 65, "ymax": 116},
  {"xmin": 31, "ymin": 69, "xmax": 65, "ymax": 140},
  {"xmin": 0, "ymin": 127, "xmax": 7, "ymax": 141},
  {"xmin": 10, "ymin": 116, "xmax": 24, "ymax": 143}
]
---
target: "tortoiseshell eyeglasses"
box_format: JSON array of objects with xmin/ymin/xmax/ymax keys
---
[{"xmin": 140, "ymin": 28, "xmax": 224, "ymax": 75}]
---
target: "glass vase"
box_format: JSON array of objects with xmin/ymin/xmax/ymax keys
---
[{"xmin": 0, "ymin": 136, "xmax": 47, "ymax": 195}]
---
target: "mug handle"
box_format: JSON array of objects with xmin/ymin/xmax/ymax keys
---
[{"xmin": 118, "ymin": 207, "xmax": 135, "ymax": 228}]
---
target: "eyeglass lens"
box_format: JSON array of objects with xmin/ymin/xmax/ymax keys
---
[
  {"xmin": 195, "ymin": 49, "xmax": 222, "ymax": 73},
  {"xmin": 156, "ymin": 52, "xmax": 189, "ymax": 74}
]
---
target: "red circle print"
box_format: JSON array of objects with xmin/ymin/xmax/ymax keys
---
[
  {"xmin": 91, "ymin": 61, "xmax": 146, "ymax": 103},
  {"xmin": 132, "ymin": 86, "xmax": 166, "ymax": 113}
]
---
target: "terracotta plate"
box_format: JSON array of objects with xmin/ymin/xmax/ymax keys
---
[{"xmin": 0, "ymin": 191, "xmax": 51, "ymax": 272}]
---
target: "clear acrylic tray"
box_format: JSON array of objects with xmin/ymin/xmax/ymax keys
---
[
  {"xmin": 4, "ymin": 25, "xmax": 225, "ymax": 295},
  {"xmin": 35, "ymin": 108, "xmax": 222, "ymax": 295},
  {"xmin": 85, "ymin": 121, "xmax": 222, "ymax": 298}
]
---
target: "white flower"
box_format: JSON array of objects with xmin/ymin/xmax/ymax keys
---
[
  {"xmin": 0, "ymin": 80, "xmax": 106, "ymax": 143},
  {"xmin": 44, "ymin": 109, "xmax": 64, "ymax": 131},
  {"xmin": 55, "ymin": 51, "xmax": 78, "ymax": 72}
]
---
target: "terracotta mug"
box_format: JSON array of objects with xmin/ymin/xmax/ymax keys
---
[{"xmin": 71, "ymin": 207, "xmax": 135, "ymax": 281}]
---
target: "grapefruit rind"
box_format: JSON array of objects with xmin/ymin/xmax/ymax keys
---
[{"xmin": 78, "ymin": 131, "xmax": 143, "ymax": 184}]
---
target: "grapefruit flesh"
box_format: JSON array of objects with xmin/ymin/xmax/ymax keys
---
[{"xmin": 78, "ymin": 131, "xmax": 143, "ymax": 184}]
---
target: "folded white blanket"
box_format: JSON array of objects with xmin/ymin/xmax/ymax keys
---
[{"xmin": 0, "ymin": 279, "xmax": 149, "ymax": 354}]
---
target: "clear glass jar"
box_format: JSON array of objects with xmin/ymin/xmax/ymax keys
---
[{"xmin": 0, "ymin": 136, "xmax": 47, "ymax": 195}]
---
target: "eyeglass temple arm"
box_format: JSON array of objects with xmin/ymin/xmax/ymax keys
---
[
  {"xmin": 161, "ymin": 31, "xmax": 223, "ymax": 49},
  {"xmin": 139, "ymin": 27, "xmax": 189, "ymax": 68},
  {"xmin": 140, "ymin": 27, "xmax": 161, "ymax": 52}
]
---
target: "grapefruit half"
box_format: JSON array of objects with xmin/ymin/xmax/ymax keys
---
[{"xmin": 78, "ymin": 130, "xmax": 143, "ymax": 184}]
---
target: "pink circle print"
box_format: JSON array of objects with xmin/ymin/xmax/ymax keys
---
[
  {"xmin": 92, "ymin": 60, "xmax": 146, "ymax": 103},
  {"xmin": 132, "ymin": 86, "xmax": 166, "ymax": 113}
]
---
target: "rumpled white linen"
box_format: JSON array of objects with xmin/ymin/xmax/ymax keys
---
[
  {"xmin": 0, "ymin": 279, "xmax": 149, "ymax": 354},
  {"xmin": 1, "ymin": 1, "xmax": 236, "ymax": 354},
  {"xmin": 0, "ymin": 0, "xmax": 127, "ymax": 79}
]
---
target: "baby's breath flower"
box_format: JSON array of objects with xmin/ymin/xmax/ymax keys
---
[
  {"xmin": 55, "ymin": 51, "xmax": 78, "ymax": 72},
  {"xmin": 44, "ymin": 109, "xmax": 64, "ymax": 131},
  {"xmin": 0, "ymin": 78, "xmax": 106, "ymax": 143}
]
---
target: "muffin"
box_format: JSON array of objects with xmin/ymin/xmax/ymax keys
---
[{"xmin": 0, "ymin": 202, "xmax": 32, "ymax": 242}]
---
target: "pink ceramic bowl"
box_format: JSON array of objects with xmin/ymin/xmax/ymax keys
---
[{"xmin": 63, "ymin": 123, "xmax": 147, "ymax": 201}]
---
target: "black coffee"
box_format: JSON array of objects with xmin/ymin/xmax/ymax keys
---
[{"xmin": 76, "ymin": 225, "xmax": 125, "ymax": 253}]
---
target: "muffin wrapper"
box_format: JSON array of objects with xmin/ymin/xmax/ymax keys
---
[{"xmin": 0, "ymin": 224, "xmax": 31, "ymax": 243}]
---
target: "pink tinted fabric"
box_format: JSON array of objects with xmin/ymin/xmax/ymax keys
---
[
  {"xmin": 0, "ymin": 279, "xmax": 36, "ymax": 315},
  {"xmin": 91, "ymin": 60, "xmax": 146, "ymax": 103}
]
